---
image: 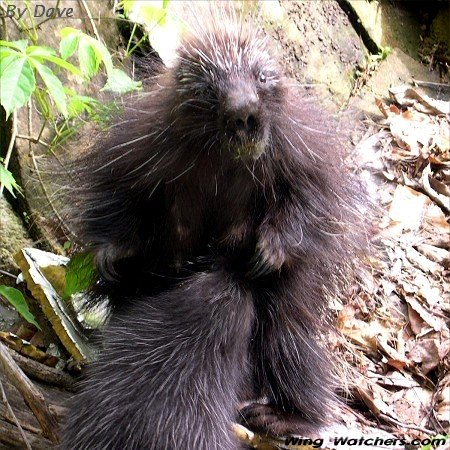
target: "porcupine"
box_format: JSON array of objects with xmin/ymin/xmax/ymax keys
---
[{"xmin": 63, "ymin": 6, "xmax": 362, "ymax": 450}]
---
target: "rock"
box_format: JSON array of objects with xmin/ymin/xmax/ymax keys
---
[
  {"xmin": 262, "ymin": 0, "xmax": 366, "ymax": 104},
  {"xmin": 347, "ymin": 0, "xmax": 422, "ymax": 59},
  {"xmin": 0, "ymin": 197, "xmax": 33, "ymax": 273},
  {"xmin": 349, "ymin": 48, "xmax": 442, "ymax": 117}
]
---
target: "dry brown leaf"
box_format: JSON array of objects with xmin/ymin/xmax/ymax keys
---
[
  {"xmin": 429, "ymin": 155, "xmax": 450, "ymax": 166},
  {"xmin": 389, "ymin": 85, "xmax": 450, "ymax": 116},
  {"xmin": 422, "ymin": 164, "xmax": 450, "ymax": 214},
  {"xmin": 389, "ymin": 113, "xmax": 440, "ymax": 156},
  {"xmin": 391, "ymin": 386, "xmax": 433, "ymax": 427},
  {"xmin": 368, "ymin": 370, "xmax": 419, "ymax": 389},
  {"xmin": 407, "ymin": 339, "xmax": 443, "ymax": 374},
  {"xmin": 435, "ymin": 373, "xmax": 450, "ymax": 425},
  {"xmin": 401, "ymin": 275, "xmax": 423, "ymax": 295},
  {"xmin": 376, "ymin": 98, "xmax": 388, "ymax": 118},
  {"xmin": 338, "ymin": 306, "xmax": 394, "ymax": 353},
  {"xmin": 388, "ymin": 185, "xmax": 431, "ymax": 234},
  {"xmin": 355, "ymin": 378, "xmax": 395, "ymax": 419},
  {"xmin": 340, "ymin": 322, "xmax": 379, "ymax": 353},
  {"xmin": 408, "ymin": 304, "xmax": 426, "ymax": 336},
  {"xmin": 429, "ymin": 174, "xmax": 450, "ymax": 197},
  {"xmin": 435, "ymin": 385, "xmax": 450, "ymax": 424},
  {"xmin": 417, "ymin": 281, "xmax": 446, "ymax": 310},
  {"xmin": 401, "ymin": 272, "xmax": 442, "ymax": 309},
  {"xmin": 404, "ymin": 295, "xmax": 445, "ymax": 332},
  {"xmin": 423, "ymin": 202, "xmax": 450, "ymax": 238},
  {"xmin": 405, "ymin": 246, "xmax": 442, "ymax": 273},
  {"xmin": 416, "ymin": 243, "xmax": 450, "ymax": 267},
  {"xmin": 381, "ymin": 279, "xmax": 397, "ymax": 297},
  {"xmin": 377, "ymin": 335, "xmax": 408, "ymax": 369},
  {"xmin": 385, "ymin": 358, "xmax": 407, "ymax": 372},
  {"xmin": 389, "ymin": 104, "xmax": 401, "ymax": 115}
]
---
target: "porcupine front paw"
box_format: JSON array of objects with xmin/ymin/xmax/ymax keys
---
[{"xmin": 247, "ymin": 226, "xmax": 290, "ymax": 278}]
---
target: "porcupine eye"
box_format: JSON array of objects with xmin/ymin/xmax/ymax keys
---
[{"xmin": 257, "ymin": 69, "xmax": 279, "ymax": 88}]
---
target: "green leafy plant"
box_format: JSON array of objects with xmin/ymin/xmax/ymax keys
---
[
  {"xmin": 59, "ymin": 27, "xmax": 141, "ymax": 93},
  {"xmin": 64, "ymin": 252, "xmax": 97, "ymax": 299},
  {"xmin": 421, "ymin": 435, "xmax": 449, "ymax": 450},
  {"xmin": 0, "ymin": 39, "xmax": 81, "ymax": 118},
  {"xmin": 122, "ymin": 0, "xmax": 170, "ymax": 27},
  {"xmin": 120, "ymin": 0, "xmax": 180, "ymax": 63},
  {"xmin": 0, "ymin": 27, "xmax": 141, "ymax": 195},
  {"xmin": 370, "ymin": 45, "xmax": 392, "ymax": 63},
  {"xmin": 0, "ymin": 32, "xmax": 141, "ymax": 120},
  {"xmin": 0, "ymin": 158, "xmax": 22, "ymax": 197},
  {"xmin": 0, "ymin": 285, "xmax": 41, "ymax": 330}
]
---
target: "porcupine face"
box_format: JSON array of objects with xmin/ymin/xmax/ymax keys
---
[{"xmin": 174, "ymin": 24, "xmax": 285, "ymax": 160}]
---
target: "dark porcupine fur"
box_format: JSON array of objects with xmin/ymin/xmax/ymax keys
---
[{"xmin": 63, "ymin": 7, "xmax": 362, "ymax": 450}]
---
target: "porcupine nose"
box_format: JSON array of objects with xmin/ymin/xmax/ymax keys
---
[
  {"xmin": 233, "ymin": 99, "xmax": 258, "ymax": 134},
  {"xmin": 226, "ymin": 83, "xmax": 259, "ymax": 135}
]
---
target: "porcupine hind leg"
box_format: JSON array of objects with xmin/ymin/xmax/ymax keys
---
[{"xmin": 240, "ymin": 273, "xmax": 337, "ymax": 438}]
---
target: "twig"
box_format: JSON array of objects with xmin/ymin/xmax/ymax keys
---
[
  {"xmin": 25, "ymin": 100, "xmax": 76, "ymax": 240},
  {"xmin": 27, "ymin": 96, "xmax": 33, "ymax": 137},
  {"xmin": 6, "ymin": 346, "xmax": 75, "ymax": 391},
  {"xmin": 16, "ymin": 135, "xmax": 50, "ymax": 148},
  {"xmin": 79, "ymin": 0, "xmax": 101, "ymax": 42},
  {"xmin": 0, "ymin": 269, "xmax": 17, "ymax": 279},
  {"xmin": 379, "ymin": 413, "xmax": 434, "ymax": 435},
  {"xmin": 0, "ymin": 341, "xmax": 59, "ymax": 443},
  {"xmin": 0, "ymin": 10, "xmax": 6, "ymax": 40},
  {"xmin": 30, "ymin": 150, "xmax": 77, "ymax": 240},
  {"xmin": 0, "ymin": 110, "xmax": 17, "ymax": 197},
  {"xmin": 35, "ymin": 118, "xmax": 48, "ymax": 145},
  {"xmin": 0, "ymin": 380, "xmax": 32, "ymax": 450},
  {"xmin": 412, "ymin": 78, "xmax": 450, "ymax": 90},
  {"xmin": 0, "ymin": 418, "xmax": 53, "ymax": 448},
  {"xmin": 3, "ymin": 109, "xmax": 17, "ymax": 169},
  {"xmin": 22, "ymin": 1, "xmax": 38, "ymax": 41},
  {"xmin": 0, "ymin": 2, "xmax": 22, "ymax": 31},
  {"xmin": 32, "ymin": 0, "xmax": 61, "ymax": 29}
]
